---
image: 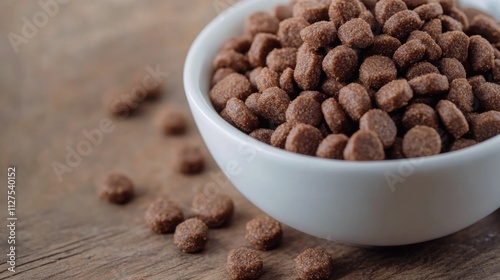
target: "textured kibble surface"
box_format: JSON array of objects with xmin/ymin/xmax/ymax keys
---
[
  {"xmin": 174, "ymin": 144, "xmax": 205, "ymax": 174},
  {"xmin": 245, "ymin": 216, "xmax": 283, "ymax": 251},
  {"xmin": 295, "ymin": 248, "xmax": 333, "ymax": 280},
  {"xmin": 227, "ymin": 248, "xmax": 263, "ymax": 280},
  {"xmin": 99, "ymin": 173, "xmax": 134, "ymax": 204},
  {"xmin": 173, "ymin": 218, "xmax": 209, "ymax": 253},
  {"xmin": 209, "ymin": 0, "xmax": 500, "ymax": 162},
  {"xmin": 192, "ymin": 193, "xmax": 234, "ymax": 228},
  {"xmin": 145, "ymin": 197, "xmax": 184, "ymax": 234}
]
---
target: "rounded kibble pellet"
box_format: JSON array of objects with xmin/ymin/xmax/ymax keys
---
[
  {"xmin": 99, "ymin": 173, "xmax": 134, "ymax": 204},
  {"xmin": 406, "ymin": 62, "xmax": 440, "ymax": 80},
  {"xmin": 212, "ymin": 68, "xmax": 236, "ymax": 87},
  {"xmin": 248, "ymin": 67, "xmax": 262, "ymax": 89},
  {"xmin": 286, "ymin": 95, "xmax": 323, "ymax": 127},
  {"xmin": 436, "ymin": 100, "xmax": 469, "ymax": 139},
  {"xmin": 248, "ymin": 33, "xmax": 281, "ymax": 68},
  {"xmin": 375, "ymin": 79, "xmax": 413, "ymax": 112},
  {"xmin": 255, "ymin": 67, "xmax": 280, "ymax": 92},
  {"xmin": 360, "ymin": 56, "xmax": 398, "ymax": 89},
  {"xmin": 374, "ymin": 0, "xmax": 408, "ymax": 25},
  {"xmin": 441, "ymin": 15, "xmax": 463, "ymax": 32},
  {"xmin": 145, "ymin": 197, "xmax": 184, "ymax": 234},
  {"xmin": 449, "ymin": 138, "xmax": 478, "ymax": 151},
  {"xmin": 155, "ymin": 108, "xmax": 187, "ymax": 135},
  {"xmin": 402, "ymin": 103, "xmax": 439, "ymax": 130},
  {"xmin": 245, "ymin": 93, "xmax": 261, "ymax": 116},
  {"xmin": 285, "ymin": 123, "xmax": 324, "ymax": 155},
  {"xmin": 408, "ymin": 73, "xmax": 449, "ymax": 96},
  {"xmin": 293, "ymin": 0, "xmax": 329, "ymax": 23},
  {"xmin": 407, "ymin": 30, "xmax": 442, "ymax": 61},
  {"xmin": 393, "ymin": 40, "xmax": 426, "ymax": 69},
  {"xmin": 328, "ymin": 0, "xmax": 362, "ymax": 28},
  {"xmin": 344, "ymin": 130, "xmax": 385, "ymax": 161},
  {"xmin": 266, "ymin": 48, "xmax": 297, "ymax": 73},
  {"xmin": 245, "ymin": 12, "xmax": 279, "ymax": 37},
  {"xmin": 471, "ymin": 111, "xmax": 500, "ymax": 142},
  {"xmin": 437, "ymin": 58, "xmax": 466, "ymax": 83},
  {"xmin": 468, "ymin": 35, "xmax": 495, "ymax": 73},
  {"xmin": 300, "ymin": 21, "xmax": 337, "ymax": 49},
  {"xmin": 339, "ymin": 83, "xmax": 372, "ymax": 121},
  {"xmin": 316, "ymin": 134, "xmax": 349, "ymax": 159},
  {"xmin": 322, "ymin": 45, "xmax": 358, "ymax": 83},
  {"xmin": 448, "ymin": 8, "xmax": 469, "ymax": 31},
  {"xmin": 422, "ymin": 18, "xmax": 443, "ymax": 41},
  {"xmin": 271, "ymin": 122, "xmax": 294, "ymax": 148},
  {"xmin": 221, "ymin": 36, "xmax": 252, "ymax": 54},
  {"xmin": 174, "ymin": 144, "xmax": 205, "ymax": 174},
  {"xmin": 250, "ymin": 128, "xmax": 274, "ymax": 144},
  {"xmin": 294, "ymin": 45, "xmax": 323, "ymax": 90},
  {"xmin": 493, "ymin": 59, "xmax": 500, "ymax": 83},
  {"xmin": 322, "ymin": 98, "xmax": 349, "ymax": 134},
  {"xmin": 383, "ymin": 10, "xmax": 423, "ymax": 40},
  {"xmin": 299, "ymin": 91, "xmax": 328, "ymax": 103},
  {"xmin": 447, "ymin": 78, "xmax": 474, "ymax": 112},
  {"xmin": 321, "ymin": 79, "xmax": 346, "ymax": 99},
  {"xmin": 338, "ymin": 18, "xmax": 374, "ymax": 49},
  {"xmin": 226, "ymin": 98, "xmax": 260, "ymax": 133},
  {"xmin": 359, "ymin": 109, "xmax": 397, "ymax": 148},
  {"xmin": 435, "ymin": 0, "xmax": 456, "ymax": 13},
  {"xmin": 245, "ymin": 216, "xmax": 282, "ymax": 250},
  {"xmin": 258, "ymin": 87, "xmax": 291, "ymax": 125},
  {"xmin": 273, "ymin": 4, "xmax": 293, "ymax": 21},
  {"xmin": 213, "ymin": 50, "xmax": 250, "ymax": 73},
  {"xmin": 436, "ymin": 31, "xmax": 470, "ymax": 63},
  {"xmin": 173, "ymin": 218, "xmax": 209, "ymax": 253},
  {"xmin": 209, "ymin": 73, "xmax": 253, "ymax": 112},
  {"xmin": 278, "ymin": 18, "xmax": 310, "ymax": 48},
  {"xmin": 414, "ymin": 3, "xmax": 443, "ymax": 21},
  {"xmin": 359, "ymin": 10, "xmax": 378, "ymax": 32},
  {"xmin": 402, "ymin": 125, "xmax": 442, "ymax": 158},
  {"xmin": 475, "ymin": 83, "xmax": 500, "ymax": 111},
  {"xmin": 469, "ymin": 15, "xmax": 500, "ymax": 44},
  {"xmin": 227, "ymin": 248, "xmax": 263, "ymax": 280},
  {"xmin": 192, "ymin": 193, "xmax": 234, "ymax": 228},
  {"xmin": 280, "ymin": 68, "xmax": 298, "ymax": 96},
  {"xmin": 295, "ymin": 248, "xmax": 333, "ymax": 280},
  {"xmin": 468, "ymin": 75, "xmax": 487, "ymax": 92},
  {"xmin": 366, "ymin": 34, "xmax": 401, "ymax": 57}
]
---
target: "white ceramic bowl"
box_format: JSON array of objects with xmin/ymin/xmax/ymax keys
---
[{"xmin": 184, "ymin": 0, "xmax": 500, "ymax": 246}]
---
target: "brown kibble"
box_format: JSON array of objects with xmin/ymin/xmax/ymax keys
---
[
  {"xmin": 406, "ymin": 62, "xmax": 440, "ymax": 80},
  {"xmin": 468, "ymin": 35, "xmax": 495, "ymax": 73},
  {"xmin": 210, "ymin": 73, "xmax": 253, "ymax": 112},
  {"xmin": 249, "ymin": 128, "xmax": 274, "ymax": 144},
  {"xmin": 285, "ymin": 123, "xmax": 324, "ymax": 155},
  {"xmin": 174, "ymin": 144, "xmax": 205, "ymax": 174},
  {"xmin": 266, "ymin": 48, "xmax": 297, "ymax": 73},
  {"xmin": 255, "ymin": 67, "xmax": 280, "ymax": 92},
  {"xmin": 360, "ymin": 109, "xmax": 397, "ymax": 148},
  {"xmin": 294, "ymin": 46, "xmax": 323, "ymax": 90},
  {"xmin": 248, "ymin": 33, "xmax": 281, "ymax": 67},
  {"xmin": 329, "ymin": 0, "xmax": 362, "ymax": 28},
  {"xmin": 388, "ymin": 137, "xmax": 404, "ymax": 159},
  {"xmin": 102, "ymin": 90, "xmax": 135, "ymax": 118},
  {"xmin": 359, "ymin": 10, "xmax": 378, "ymax": 32},
  {"xmin": 468, "ymin": 75, "xmax": 486, "ymax": 92},
  {"xmin": 374, "ymin": 0, "xmax": 408, "ymax": 25},
  {"xmin": 271, "ymin": 122, "xmax": 294, "ymax": 148},
  {"xmin": 402, "ymin": 103, "xmax": 439, "ymax": 130},
  {"xmin": 299, "ymin": 91, "xmax": 328, "ymax": 103},
  {"xmin": 402, "ymin": 0, "xmax": 428, "ymax": 9},
  {"xmin": 402, "ymin": 125, "xmax": 441, "ymax": 158},
  {"xmin": 245, "ymin": 12, "xmax": 279, "ymax": 37},
  {"xmin": 213, "ymin": 68, "xmax": 236, "ymax": 87},
  {"xmin": 375, "ymin": 79, "xmax": 413, "ymax": 112},
  {"xmin": 248, "ymin": 67, "xmax": 262, "ymax": 89},
  {"xmin": 286, "ymin": 95, "xmax": 323, "ymax": 127},
  {"xmin": 192, "ymin": 193, "xmax": 234, "ymax": 228},
  {"xmin": 434, "ymin": 0, "xmax": 456, "ymax": 13},
  {"xmin": 344, "ymin": 130, "xmax": 385, "ymax": 161},
  {"xmin": 280, "ymin": 68, "xmax": 298, "ymax": 96},
  {"xmin": 494, "ymin": 59, "xmax": 500, "ymax": 83},
  {"xmin": 422, "ymin": 18, "xmax": 443, "ymax": 41},
  {"xmin": 300, "ymin": 21, "xmax": 337, "ymax": 49},
  {"xmin": 316, "ymin": 134, "xmax": 349, "ymax": 159},
  {"xmin": 475, "ymin": 83, "xmax": 500, "ymax": 111},
  {"xmin": 339, "ymin": 83, "xmax": 372, "ymax": 121},
  {"xmin": 213, "ymin": 50, "xmax": 250, "ymax": 73},
  {"xmin": 155, "ymin": 109, "xmax": 187, "ymax": 136},
  {"xmin": 245, "ymin": 216, "xmax": 283, "ymax": 250},
  {"xmin": 449, "ymin": 138, "xmax": 477, "ymax": 151},
  {"xmin": 437, "ymin": 58, "xmax": 466, "ymax": 83},
  {"xmin": 366, "ymin": 34, "xmax": 401, "ymax": 57},
  {"xmin": 441, "ymin": 15, "xmax": 463, "ymax": 32},
  {"xmin": 227, "ymin": 248, "xmax": 263, "ymax": 280},
  {"xmin": 322, "ymin": 98, "xmax": 349, "ymax": 133},
  {"xmin": 393, "ymin": 40, "xmax": 426, "ymax": 69},
  {"xmin": 145, "ymin": 197, "xmax": 184, "ymax": 234},
  {"xmin": 245, "ymin": 93, "xmax": 261, "ymax": 116},
  {"xmin": 220, "ymin": 108, "xmax": 235, "ymax": 126},
  {"xmin": 221, "ymin": 36, "xmax": 252, "ymax": 54},
  {"xmin": 258, "ymin": 87, "xmax": 291, "ymax": 125},
  {"xmin": 173, "ymin": 218, "xmax": 208, "ymax": 253},
  {"xmin": 360, "ymin": 56, "xmax": 397, "ymax": 90},
  {"xmin": 448, "ymin": 8, "xmax": 470, "ymax": 31},
  {"xmin": 447, "ymin": 78, "xmax": 474, "ymax": 112},
  {"xmin": 436, "ymin": 100, "xmax": 469, "ymax": 138},
  {"xmin": 273, "ymin": 4, "xmax": 294, "ymax": 21},
  {"xmin": 321, "ymin": 79, "xmax": 346, "ymax": 99},
  {"xmin": 437, "ymin": 31, "xmax": 469, "ymax": 63},
  {"xmin": 471, "ymin": 111, "xmax": 500, "ymax": 142},
  {"xmin": 383, "ymin": 10, "xmax": 423, "ymax": 40},
  {"xmin": 226, "ymin": 98, "xmax": 260, "ymax": 133},
  {"xmin": 407, "ymin": 30, "xmax": 442, "ymax": 61},
  {"xmin": 295, "ymin": 248, "xmax": 333, "ymax": 280},
  {"xmin": 99, "ymin": 173, "xmax": 134, "ymax": 204},
  {"xmin": 338, "ymin": 18, "xmax": 374, "ymax": 48},
  {"xmin": 408, "ymin": 73, "xmax": 449, "ymax": 96},
  {"xmin": 278, "ymin": 17, "xmax": 310, "ymax": 48},
  {"xmin": 469, "ymin": 15, "xmax": 500, "ymax": 44},
  {"xmin": 293, "ymin": 0, "xmax": 329, "ymax": 23},
  {"xmin": 414, "ymin": 3, "xmax": 443, "ymax": 21},
  {"xmin": 322, "ymin": 45, "xmax": 358, "ymax": 82}
]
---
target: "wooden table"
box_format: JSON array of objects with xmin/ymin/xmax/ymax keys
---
[{"xmin": 0, "ymin": 1, "xmax": 498, "ymax": 279}]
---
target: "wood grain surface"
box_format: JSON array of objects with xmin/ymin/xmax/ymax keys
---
[{"xmin": 0, "ymin": 1, "xmax": 499, "ymax": 279}]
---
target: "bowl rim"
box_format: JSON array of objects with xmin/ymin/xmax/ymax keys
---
[{"xmin": 183, "ymin": 0, "xmax": 500, "ymax": 172}]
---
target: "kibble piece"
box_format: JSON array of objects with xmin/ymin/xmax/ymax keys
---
[
  {"xmin": 402, "ymin": 103, "xmax": 439, "ymax": 130},
  {"xmin": 245, "ymin": 93, "xmax": 261, "ymax": 116},
  {"xmin": 422, "ymin": 18, "xmax": 443, "ymax": 40},
  {"xmin": 321, "ymin": 79, "xmax": 346, "ymax": 99},
  {"xmin": 436, "ymin": 100, "xmax": 469, "ymax": 138},
  {"xmin": 245, "ymin": 216, "xmax": 283, "ymax": 250},
  {"xmin": 329, "ymin": 0, "xmax": 362, "ymax": 28},
  {"xmin": 271, "ymin": 122, "xmax": 294, "ymax": 148},
  {"xmin": 248, "ymin": 67, "xmax": 262, "ymax": 89},
  {"xmin": 471, "ymin": 111, "xmax": 500, "ymax": 142},
  {"xmin": 359, "ymin": 109, "xmax": 397, "ymax": 148},
  {"xmin": 286, "ymin": 96, "xmax": 323, "ymax": 127},
  {"xmin": 360, "ymin": 56, "xmax": 397, "ymax": 90},
  {"xmin": 226, "ymin": 98, "xmax": 260, "ymax": 133},
  {"xmin": 468, "ymin": 75, "xmax": 486, "ymax": 92},
  {"xmin": 280, "ymin": 68, "xmax": 298, "ymax": 96},
  {"xmin": 435, "ymin": 0, "xmax": 456, "ymax": 13},
  {"xmin": 344, "ymin": 130, "xmax": 385, "ymax": 161},
  {"xmin": 266, "ymin": 48, "xmax": 297, "ymax": 73},
  {"xmin": 294, "ymin": 46, "xmax": 323, "ymax": 90},
  {"xmin": 374, "ymin": 0, "xmax": 408, "ymax": 25},
  {"xmin": 300, "ymin": 21, "xmax": 337, "ymax": 49},
  {"xmin": 316, "ymin": 134, "xmax": 349, "ymax": 159},
  {"xmin": 375, "ymin": 79, "xmax": 413, "ymax": 112},
  {"xmin": 258, "ymin": 87, "xmax": 291, "ymax": 125},
  {"xmin": 437, "ymin": 58, "xmax": 466, "ymax": 83},
  {"xmin": 285, "ymin": 123, "xmax": 324, "ymax": 155},
  {"xmin": 407, "ymin": 30, "xmax": 442, "ymax": 61},
  {"xmin": 448, "ymin": 8, "xmax": 470, "ymax": 31},
  {"xmin": 99, "ymin": 173, "xmax": 134, "ymax": 204},
  {"xmin": 359, "ymin": 10, "xmax": 378, "ymax": 32},
  {"xmin": 255, "ymin": 67, "xmax": 280, "ymax": 92},
  {"xmin": 402, "ymin": 0, "xmax": 428, "ymax": 9},
  {"xmin": 494, "ymin": 59, "xmax": 500, "ymax": 83},
  {"xmin": 383, "ymin": 10, "xmax": 423, "ymax": 40},
  {"xmin": 366, "ymin": 34, "xmax": 401, "ymax": 57},
  {"xmin": 192, "ymin": 193, "xmax": 234, "ymax": 228},
  {"xmin": 339, "ymin": 83, "xmax": 372, "ymax": 121},
  {"xmin": 406, "ymin": 62, "xmax": 440, "ymax": 80},
  {"xmin": 338, "ymin": 18, "xmax": 374, "ymax": 48},
  {"xmin": 220, "ymin": 108, "xmax": 236, "ymax": 126},
  {"xmin": 174, "ymin": 144, "xmax": 205, "ymax": 174},
  {"xmin": 414, "ymin": 3, "xmax": 443, "ymax": 21},
  {"xmin": 441, "ymin": 15, "xmax": 463, "ymax": 32},
  {"xmin": 322, "ymin": 45, "xmax": 358, "ymax": 82},
  {"xmin": 469, "ymin": 15, "xmax": 500, "ymax": 44},
  {"xmin": 145, "ymin": 197, "xmax": 184, "ymax": 234},
  {"xmin": 155, "ymin": 108, "xmax": 187, "ymax": 135},
  {"xmin": 475, "ymin": 83, "xmax": 500, "ymax": 111},
  {"xmin": 468, "ymin": 35, "xmax": 495, "ymax": 73},
  {"xmin": 250, "ymin": 128, "xmax": 274, "ymax": 144},
  {"xmin": 393, "ymin": 40, "xmax": 426, "ymax": 69},
  {"xmin": 278, "ymin": 18, "xmax": 310, "ymax": 48},
  {"xmin": 295, "ymin": 248, "xmax": 333, "ymax": 280},
  {"xmin": 213, "ymin": 50, "xmax": 250, "ymax": 73},
  {"xmin": 245, "ymin": 12, "xmax": 280, "ymax": 37},
  {"xmin": 248, "ymin": 33, "xmax": 281, "ymax": 68},
  {"xmin": 293, "ymin": 0, "xmax": 329, "ymax": 23},
  {"xmin": 102, "ymin": 90, "xmax": 135, "ymax": 118},
  {"xmin": 388, "ymin": 137, "xmax": 404, "ymax": 159},
  {"xmin": 273, "ymin": 4, "xmax": 294, "ymax": 21},
  {"xmin": 209, "ymin": 73, "xmax": 253, "ymax": 112},
  {"xmin": 449, "ymin": 139, "xmax": 478, "ymax": 151},
  {"xmin": 360, "ymin": 0, "xmax": 377, "ymax": 10},
  {"xmin": 408, "ymin": 73, "xmax": 449, "ymax": 96},
  {"xmin": 447, "ymin": 78, "xmax": 474, "ymax": 112},
  {"xmin": 322, "ymin": 98, "xmax": 349, "ymax": 133},
  {"xmin": 227, "ymin": 248, "xmax": 263, "ymax": 280},
  {"xmin": 221, "ymin": 36, "xmax": 252, "ymax": 54},
  {"xmin": 437, "ymin": 31, "xmax": 470, "ymax": 63},
  {"xmin": 299, "ymin": 91, "xmax": 328, "ymax": 103},
  {"xmin": 173, "ymin": 218, "xmax": 209, "ymax": 253},
  {"xmin": 402, "ymin": 125, "xmax": 441, "ymax": 158}
]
